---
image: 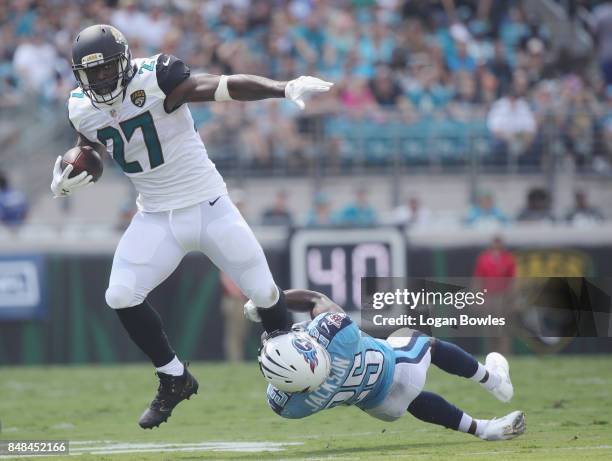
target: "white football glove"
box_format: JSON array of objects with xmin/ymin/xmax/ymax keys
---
[
  {"xmin": 244, "ymin": 299, "xmax": 262, "ymax": 323},
  {"xmin": 50, "ymin": 155, "xmax": 92, "ymax": 197},
  {"xmin": 285, "ymin": 76, "xmax": 333, "ymax": 110}
]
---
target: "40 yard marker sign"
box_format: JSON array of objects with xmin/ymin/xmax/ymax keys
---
[{"xmin": 290, "ymin": 228, "xmax": 406, "ymax": 313}]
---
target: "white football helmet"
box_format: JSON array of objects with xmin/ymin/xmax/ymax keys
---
[{"xmin": 259, "ymin": 330, "xmax": 331, "ymax": 393}]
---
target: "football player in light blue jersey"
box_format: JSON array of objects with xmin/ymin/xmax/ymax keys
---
[{"xmin": 258, "ymin": 290, "xmax": 526, "ymax": 441}]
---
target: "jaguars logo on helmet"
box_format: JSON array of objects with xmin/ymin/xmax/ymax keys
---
[{"xmin": 109, "ymin": 26, "xmax": 127, "ymax": 45}]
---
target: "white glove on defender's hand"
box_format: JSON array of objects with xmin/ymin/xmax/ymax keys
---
[
  {"xmin": 244, "ymin": 299, "xmax": 262, "ymax": 323},
  {"xmin": 50, "ymin": 155, "xmax": 92, "ymax": 197},
  {"xmin": 285, "ymin": 76, "xmax": 333, "ymax": 110}
]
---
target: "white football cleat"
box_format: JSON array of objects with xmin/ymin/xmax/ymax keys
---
[
  {"xmin": 483, "ymin": 352, "xmax": 514, "ymax": 402},
  {"xmin": 479, "ymin": 410, "xmax": 526, "ymax": 441}
]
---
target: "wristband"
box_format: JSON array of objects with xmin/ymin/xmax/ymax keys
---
[{"xmin": 214, "ymin": 75, "xmax": 233, "ymax": 102}]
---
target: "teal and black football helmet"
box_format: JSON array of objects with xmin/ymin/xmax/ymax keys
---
[{"xmin": 71, "ymin": 24, "xmax": 135, "ymax": 104}]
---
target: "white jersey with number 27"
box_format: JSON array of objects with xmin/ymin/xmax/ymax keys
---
[{"xmin": 67, "ymin": 54, "xmax": 227, "ymax": 212}]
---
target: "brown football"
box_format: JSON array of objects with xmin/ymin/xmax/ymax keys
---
[{"xmin": 61, "ymin": 146, "xmax": 103, "ymax": 182}]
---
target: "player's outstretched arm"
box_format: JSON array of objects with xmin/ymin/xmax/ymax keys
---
[
  {"xmin": 165, "ymin": 73, "xmax": 333, "ymax": 111},
  {"xmin": 284, "ymin": 289, "xmax": 345, "ymax": 319}
]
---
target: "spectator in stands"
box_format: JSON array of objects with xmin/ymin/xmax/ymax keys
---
[
  {"xmin": 565, "ymin": 190, "xmax": 604, "ymax": 226},
  {"xmin": 519, "ymin": 17, "xmax": 550, "ymax": 54},
  {"xmin": 0, "ymin": 171, "xmax": 28, "ymax": 227},
  {"xmin": 10, "ymin": 0, "xmax": 37, "ymax": 37},
  {"xmin": 560, "ymin": 77, "xmax": 599, "ymax": 166},
  {"xmin": 293, "ymin": 8, "xmax": 326, "ymax": 66},
  {"xmin": 447, "ymin": 36, "xmax": 477, "ymax": 74},
  {"xmin": 12, "ymin": 22, "xmax": 58, "ymax": 94},
  {"xmin": 405, "ymin": 61, "xmax": 453, "ymax": 116},
  {"xmin": 475, "ymin": 62, "xmax": 499, "ymax": 106},
  {"xmin": 449, "ymin": 71, "xmax": 481, "ymax": 121},
  {"xmin": 520, "ymin": 34, "xmax": 548, "ymax": 88},
  {"xmin": 488, "ymin": 41, "xmax": 513, "ymax": 96},
  {"xmin": 2, "ymin": 0, "xmax": 608, "ymax": 177},
  {"xmin": 516, "ymin": 188, "xmax": 555, "ymax": 223},
  {"xmin": 356, "ymin": 22, "xmax": 395, "ymax": 78},
  {"xmin": 369, "ymin": 65, "xmax": 403, "ymax": 109},
  {"xmin": 465, "ymin": 190, "xmax": 509, "ymax": 227},
  {"xmin": 487, "ymin": 89, "xmax": 537, "ymax": 162},
  {"xmin": 261, "ymin": 190, "xmax": 293, "ymax": 227},
  {"xmin": 389, "ymin": 20, "xmax": 421, "ymax": 70},
  {"xmin": 336, "ymin": 188, "xmax": 377, "ymax": 227},
  {"xmin": 339, "ymin": 77, "xmax": 377, "ymax": 118},
  {"xmin": 474, "ymin": 235, "xmax": 517, "ymax": 280},
  {"xmin": 305, "ymin": 192, "xmax": 334, "ymax": 227},
  {"xmin": 531, "ymin": 80, "xmax": 561, "ymax": 127},
  {"xmin": 387, "ymin": 195, "xmax": 431, "ymax": 228},
  {"xmin": 264, "ymin": 101, "xmax": 307, "ymax": 170}
]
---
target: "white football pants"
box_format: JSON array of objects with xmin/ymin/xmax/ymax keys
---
[
  {"xmin": 105, "ymin": 195, "xmax": 278, "ymax": 310},
  {"xmin": 364, "ymin": 337, "xmax": 431, "ymax": 422}
]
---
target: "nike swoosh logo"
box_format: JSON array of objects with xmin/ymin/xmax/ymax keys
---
[
  {"xmin": 209, "ymin": 196, "xmax": 221, "ymax": 206},
  {"xmin": 163, "ymin": 57, "xmax": 171, "ymax": 66}
]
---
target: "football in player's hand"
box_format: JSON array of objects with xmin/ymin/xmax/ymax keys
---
[{"xmin": 61, "ymin": 146, "xmax": 103, "ymax": 182}]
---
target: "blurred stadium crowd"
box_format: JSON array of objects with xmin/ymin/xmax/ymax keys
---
[
  {"xmin": 2, "ymin": 0, "xmax": 612, "ymax": 169},
  {"xmin": 1, "ymin": 0, "xmax": 612, "ymax": 230},
  {"xmin": 246, "ymin": 186, "xmax": 605, "ymax": 228}
]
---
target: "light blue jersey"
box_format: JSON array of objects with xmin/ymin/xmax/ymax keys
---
[{"xmin": 267, "ymin": 312, "xmax": 430, "ymax": 419}]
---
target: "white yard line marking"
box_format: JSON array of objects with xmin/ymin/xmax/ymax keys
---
[
  {"xmin": 68, "ymin": 441, "xmax": 114, "ymax": 445},
  {"xmin": 69, "ymin": 441, "xmax": 302, "ymax": 453},
  {"xmin": 0, "ymin": 441, "xmax": 302, "ymax": 458},
  {"xmin": 277, "ymin": 457, "xmax": 354, "ymax": 461}
]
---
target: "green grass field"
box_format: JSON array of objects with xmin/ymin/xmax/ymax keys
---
[{"xmin": 1, "ymin": 356, "xmax": 611, "ymax": 460}]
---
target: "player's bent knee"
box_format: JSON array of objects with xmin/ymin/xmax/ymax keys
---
[
  {"xmin": 105, "ymin": 285, "xmax": 138, "ymax": 310},
  {"xmin": 248, "ymin": 284, "xmax": 279, "ymax": 309},
  {"xmin": 385, "ymin": 407, "xmax": 407, "ymax": 421}
]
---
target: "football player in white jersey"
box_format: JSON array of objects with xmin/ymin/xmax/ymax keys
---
[{"xmin": 50, "ymin": 24, "xmax": 332, "ymax": 429}]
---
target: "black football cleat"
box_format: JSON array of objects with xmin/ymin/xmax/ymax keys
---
[{"xmin": 138, "ymin": 363, "xmax": 199, "ymax": 429}]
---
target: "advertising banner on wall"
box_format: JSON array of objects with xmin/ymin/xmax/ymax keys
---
[{"xmin": 0, "ymin": 255, "xmax": 47, "ymax": 320}]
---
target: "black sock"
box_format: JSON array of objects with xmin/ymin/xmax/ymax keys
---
[
  {"xmin": 115, "ymin": 300, "xmax": 175, "ymax": 367},
  {"xmin": 257, "ymin": 288, "xmax": 288, "ymax": 333},
  {"xmin": 407, "ymin": 391, "xmax": 463, "ymax": 430},
  {"xmin": 430, "ymin": 339, "xmax": 479, "ymax": 378}
]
